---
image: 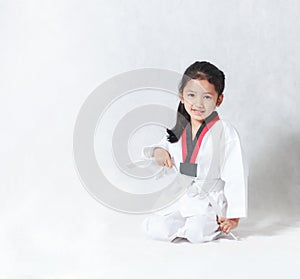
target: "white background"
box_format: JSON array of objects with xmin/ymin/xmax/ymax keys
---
[{"xmin": 1, "ymin": 0, "xmax": 299, "ymax": 278}]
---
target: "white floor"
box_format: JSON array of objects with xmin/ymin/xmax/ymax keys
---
[
  {"xmin": 1, "ymin": 203, "xmax": 299, "ymax": 279},
  {"xmin": 99, "ymin": 215, "xmax": 300, "ymax": 279}
]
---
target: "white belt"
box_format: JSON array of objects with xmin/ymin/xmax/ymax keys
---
[{"xmin": 186, "ymin": 179, "xmax": 224, "ymax": 199}]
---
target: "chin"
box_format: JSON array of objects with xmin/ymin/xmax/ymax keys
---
[{"xmin": 191, "ymin": 116, "xmax": 205, "ymax": 122}]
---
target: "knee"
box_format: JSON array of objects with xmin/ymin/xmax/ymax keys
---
[
  {"xmin": 184, "ymin": 215, "xmax": 219, "ymax": 243},
  {"xmin": 142, "ymin": 215, "xmax": 173, "ymax": 241}
]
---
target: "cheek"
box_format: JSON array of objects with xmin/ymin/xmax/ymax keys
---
[
  {"xmin": 184, "ymin": 103, "xmax": 192, "ymax": 112},
  {"xmin": 205, "ymin": 100, "xmax": 216, "ymax": 107}
]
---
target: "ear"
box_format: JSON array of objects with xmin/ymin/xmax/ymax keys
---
[
  {"xmin": 179, "ymin": 91, "xmax": 184, "ymax": 104},
  {"xmin": 216, "ymin": 94, "xmax": 224, "ymax": 107}
]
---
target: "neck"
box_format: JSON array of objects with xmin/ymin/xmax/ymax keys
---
[{"xmin": 191, "ymin": 119, "xmax": 203, "ymax": 131}]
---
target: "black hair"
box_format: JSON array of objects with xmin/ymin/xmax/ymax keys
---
[{"xmin": 167, "ymin": 61, "xmax": 225, "ymax": 143}]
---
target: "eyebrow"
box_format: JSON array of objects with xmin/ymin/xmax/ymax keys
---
[{"xmin": 187, "ymin": 90, "xmax": 212, "ymax": 95}]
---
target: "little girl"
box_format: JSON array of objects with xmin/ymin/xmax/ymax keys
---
[{"xmin": 141, "ymin": 61, "xmax": 248, "ymax": 243}]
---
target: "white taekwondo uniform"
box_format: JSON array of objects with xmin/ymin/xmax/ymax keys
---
[{"xmin": 141, "ymin": 112, "xmax": 248, "ymax": 243}]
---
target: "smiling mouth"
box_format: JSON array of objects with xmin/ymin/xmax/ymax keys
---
[{"xmin": 192, "ymin": 109, "xmax": 205, "ymax": 113}]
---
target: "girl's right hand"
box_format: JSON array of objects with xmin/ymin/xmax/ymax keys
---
[{"xmin": 153, "ymin": 147, "xmax": 173, "ymax": 168}]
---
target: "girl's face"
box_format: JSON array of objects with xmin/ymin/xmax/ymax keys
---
[{"xmin": 180, "ymin": 79, "xmax": 223, "ymax": 126}]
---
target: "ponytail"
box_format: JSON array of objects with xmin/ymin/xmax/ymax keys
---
[{"xmin": 166, "ymin": 102, "xmax": 190, "ymax": 143}]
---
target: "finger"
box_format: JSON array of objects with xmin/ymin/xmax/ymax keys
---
[
  {"xmin": 220, "ymin": 225, "xmax": 226, "ymax": 233},
  {"xmin": 223, "ymin": 225, "xmax": 231, "ymax": 234},
  {"xmin": 219, "ymin": 223, "xmax": 225, "ymax": 231},
  {"xmin": 220, "ymin": 223, "xmax": 227, "ymax": 232},
  {"xmin": 166, "ymin": 157, "xmax": 173, "ymax": 168},
  {"xmin": 159, "ymin": 159, "xmax": 166, "ymax": 167},
  {"xmin": 217, "ymin": 216, "xmax": 226, "ymax": 223},
  {"xmin": 225, "ymin": 225, "xmax": 231, "ymax": 234}
]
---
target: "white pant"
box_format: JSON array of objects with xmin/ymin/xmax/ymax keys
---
[{"xmin": 142, "ymin": 205, "xmax": 221, "ymax": 243}]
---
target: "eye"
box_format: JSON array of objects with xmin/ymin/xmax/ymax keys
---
[
  {"xmin": 204, "ymin": 95, "xmax": 212, "ymax": 99},
  {"xmin": 187, "ymin": 93, "xmax": 195, "ymax": 97}
]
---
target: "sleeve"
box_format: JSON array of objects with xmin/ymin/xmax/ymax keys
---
[
  {"xmin": 220, "ymin": 130, "xmax": 248, "ymax": 219},
  {"xmin": 141, "ymin": 131, "xmax": 170, "ymax": 159}
]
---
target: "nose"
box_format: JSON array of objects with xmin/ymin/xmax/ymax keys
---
[{"xmin": 193, "ymin": 96, "xmax": 204, "ymax": 108}]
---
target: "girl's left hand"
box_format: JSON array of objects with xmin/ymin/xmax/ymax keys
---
[{"xmin": 217, "ymin": 217, "xmax": 239, "ymax": 234}]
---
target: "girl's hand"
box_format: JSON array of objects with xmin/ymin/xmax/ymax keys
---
[
  {"xmin": 153, "ymin": 147, "xmax": 173, "ymax": 168},
  {"xmin": 217, "ymin": 216, "xmax": 239, "ymax": 234}
]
